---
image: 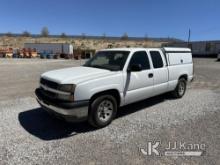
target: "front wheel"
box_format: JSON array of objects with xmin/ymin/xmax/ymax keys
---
[
  {"xmin": 88, "ymin": 95, "xmax": 117, "ymax": 128},
  {"xmin": 171, "ymin": 78, "xmax": 187, "ymax": 98}
]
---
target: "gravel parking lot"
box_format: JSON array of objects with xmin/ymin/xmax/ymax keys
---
[{"xmin": 0, "ymin": 58, "xmax": 219, "ymax": 165}]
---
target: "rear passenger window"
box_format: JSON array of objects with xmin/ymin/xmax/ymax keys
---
[
  {"xmin": 150, "ymin": 51, "xmax": 164, "ymax": 68},
  {"xmin": 129, "ymin": 51, "xmax": 150, "ymax": 70}
]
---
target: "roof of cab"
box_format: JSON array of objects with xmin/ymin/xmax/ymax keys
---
[{"xmin": 100, "ymin": 48, "xmax": 149, "ymax": 52}]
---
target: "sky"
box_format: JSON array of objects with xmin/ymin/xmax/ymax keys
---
[{"xmin": 0, "ymin": 0, "xmax": 219, "ymax": 41}]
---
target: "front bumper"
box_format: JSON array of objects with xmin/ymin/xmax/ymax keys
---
[{"xmin": 35, "ymin": 88, "xmax": 89, "ymax": 122}]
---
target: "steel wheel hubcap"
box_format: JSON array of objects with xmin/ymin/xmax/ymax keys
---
[
  {"xmin": 97, "ymin": 100, "xmax": 113, "ymax": 122},
  {"xmin": 178, "ymin": 82, "xmax": 185, "ymax": 95}
]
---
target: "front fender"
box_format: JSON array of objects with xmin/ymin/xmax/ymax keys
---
[{"xmin": 74, "ymin": 73, "xmax": 124, "ymax": 102}]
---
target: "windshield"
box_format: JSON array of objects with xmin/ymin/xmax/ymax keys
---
[{"xmin": 84, "ymin": 51, "xmax": 130, "ymax": 71}]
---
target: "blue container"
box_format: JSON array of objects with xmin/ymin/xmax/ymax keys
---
[
  {"xmin": 40, "ymin": 52, "xmax": 47, "ymax": 59},
  {"xmin": 47, "ymin": 54, "xmax": 54, "ymax": 59},
  {"xmin": 13, "ymin": 54, "xmax": 19, "ymax": 58}
]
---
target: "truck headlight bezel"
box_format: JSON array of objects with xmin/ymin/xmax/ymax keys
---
[
  {"xmin": 58, "ymin": 84, "xmax": 76, "ymax": 93},
  {"xmin": 57, "ymin": 84, "xmax": 76, "ymax": 101}
]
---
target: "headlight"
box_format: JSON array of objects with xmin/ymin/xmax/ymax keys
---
[
  {"xmin": 59, "ymin": 84, "xmax": 76, "ymax": 93},
  {"xmin": 57, "ymin": 84, "xmax": 75, "ymax": 101}
]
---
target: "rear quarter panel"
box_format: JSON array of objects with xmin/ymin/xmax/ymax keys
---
[
  {"xmin": 167, "ymin": 63, "xmax": 193, "ymax": 91},
  {"xmin": 167, "ymin": 52, "xmax": 193, "ymax": 91}
]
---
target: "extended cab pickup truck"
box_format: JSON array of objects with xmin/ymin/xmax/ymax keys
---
[{"xmin": 36, "ymin": 47, "xmax": 194, "ymax": 128}]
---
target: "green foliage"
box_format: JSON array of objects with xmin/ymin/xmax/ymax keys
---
[
  {"xmin": 41, "ymin": 27, "xmax": 49, "ymax": 37},
  {"xmin": 121, "ymin": 33, "xmax": 128, "ymax": 40},
  {"xmin": 61, "ymin": 32, "xmax": 68, "ymax": 38},
  {"xmin": 5, "ymin": 32, "xmax": 12, "ymax": 37},
  {"xmin": 22, "ymin": 31, "xmax": 31, "ymax": 37}
]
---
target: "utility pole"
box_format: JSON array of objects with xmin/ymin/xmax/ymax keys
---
[
  {"xmin": 188, "ymin": 29, "xmax": 191, "ymax": 43},
  {"xmin": 187, "ymin": 29, "xmax": 191, "ymax": 48}
]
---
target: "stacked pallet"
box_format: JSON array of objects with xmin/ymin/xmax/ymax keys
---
[
  {"xmin": 0, "ymin": 48, "xmax": 13, "ymax": 58},
  {"xmin": 31, "ymin": 48, "xmax": 38, "ymax": 58},
  {"xmin": 0, "ymin": 48, "xmax": 39, "ymax": 58},
  {"xmin": 22, "ymin": 48, "xmax": 38, "ymax": 58},
  {"xmin": 0, "ymin": 48, "xmax": 5, "ymax": 57},
  {"xmin": 6, "ymin": 48, "xmax": 13, "ymax": 58}
]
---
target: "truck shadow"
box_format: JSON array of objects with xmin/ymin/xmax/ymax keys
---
[
  {"xmin": 18, "ymin": 108, "xmax": 95, "ymax": 141},
  {"xmin": 117, "ymin": 93, "xmax": 173, "ymax": 118},
  {"xmin": 18, "ymin": 93, "xmax": 172, "ymax": 141}
]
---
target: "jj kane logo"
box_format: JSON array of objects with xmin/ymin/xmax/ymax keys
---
[{"xmin": 140, "ymin": 141, "xmax": 206, "ymax": 157}]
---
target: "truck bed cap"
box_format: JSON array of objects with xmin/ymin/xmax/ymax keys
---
[{"xmin": 163, "ymin": 47, "xmax": 191, "ymax": 52}]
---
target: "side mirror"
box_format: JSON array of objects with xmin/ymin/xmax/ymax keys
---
[{"xmin": 128, "ymin": 64, "xmax": 142, "ymax": 72}]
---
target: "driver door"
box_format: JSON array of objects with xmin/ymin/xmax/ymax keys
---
[{"xmin": 124, "ymin": 51, "xmax": 154, "ymax": 105}]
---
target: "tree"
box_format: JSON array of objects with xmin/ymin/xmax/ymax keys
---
[
  {"xmin": 102, "ymin": 33, "xmax": 106, "ymax": 40},
  {"xmin": 81, "ymin": 33, "xmax": 86, "ymax": 39},
  {"xmin": 41, "ymin": 27, "xmax": 49, "ymax": 37},
  {"xmin": 144, "ymin": 34, "xmax": 148, "ymax": 41},
  {"xmin": 61, "ymin": 32, "xmax": 67, "ymax": 38},
  {"xmin": 5, "ymin": 32, "xmax": 12, "ymax": 37},
  {"xmin": 22, "ymin": 31, "xmax": 31, "ymax": 37},
  {"xmin": 121, "ymin": 32, "xmax": 128, "ymax": 40}
]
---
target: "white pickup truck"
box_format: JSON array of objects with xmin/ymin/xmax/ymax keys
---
[{"xmin": 36, "ymin": 47, "xmax": 193, "ymax": 128}]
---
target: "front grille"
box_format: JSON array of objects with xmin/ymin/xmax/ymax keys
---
[
  {"xmin": 41, "ymin": 89, "xmax": 57, "ymax": 99},
  {"xmin": 40, "ymin": 78, "xmax": 59, "ymax": 99},
  {"xmin": 40, "ymin": 78, "xmax": 59, "ymax": 89}
]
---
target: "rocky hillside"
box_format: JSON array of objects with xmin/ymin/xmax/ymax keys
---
[{"xmin": 0, "ymin": 36, "xmax": 176, "ymax": 50}]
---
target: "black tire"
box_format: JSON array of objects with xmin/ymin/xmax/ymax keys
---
[
  {"xmin": 88, "ymin": 95, "xmax": 117, "ymax": 128},
  {"xmin": 171, "ymin": 78, "xmax": 187, "ymax": 98}
]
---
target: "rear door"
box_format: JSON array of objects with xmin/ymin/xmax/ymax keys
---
[
  {"xmin": 149, "ymin": 50, "xmax": 169, "ymax": 96},
  {"xmin": 124, "ymin": 51, "xmax": 154, "ymax": 105}
]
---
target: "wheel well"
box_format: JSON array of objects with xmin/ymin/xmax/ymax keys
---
[
  {"xmin": 90, "ymin": 89, "xmax": 121, "ymax": 107},
  {"xmin": 179, "ymin": 74, "xmax": 188, "ymax": 81}
]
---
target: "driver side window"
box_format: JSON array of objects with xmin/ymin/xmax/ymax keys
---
[{"xmin": 129, "ymin": 51, "xmax": 150, "ymax": 70}]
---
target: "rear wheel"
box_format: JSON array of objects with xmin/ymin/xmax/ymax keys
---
[
  {"xmin": 88, "ymin": 95, "xmax": 117, "ymax": 128},
  {"xmin": 171, "ymin": 78, "xmax": 187, "ymax": 98}
]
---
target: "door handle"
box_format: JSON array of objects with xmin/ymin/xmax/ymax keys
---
[{"xmin": 148, "ymin": 73, "xmax": 153, "ymax": 78}]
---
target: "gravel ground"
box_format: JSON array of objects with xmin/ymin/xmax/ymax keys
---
[
  {"xmin": 0, "ymin": 58, "xmax": 220, "ymax": 165},
  {"xmin": 0, "ymin": 59, "xmax": 85, "ymax": 101}
]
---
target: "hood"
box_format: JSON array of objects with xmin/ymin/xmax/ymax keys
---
[{"xmin": 41, "ymin": 66, "xmax": 115, "ymax": 84}]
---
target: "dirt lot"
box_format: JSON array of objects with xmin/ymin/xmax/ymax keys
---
[{"xmin": 0, "ymin": 58, "xmax": 220, "ymax": 165}]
